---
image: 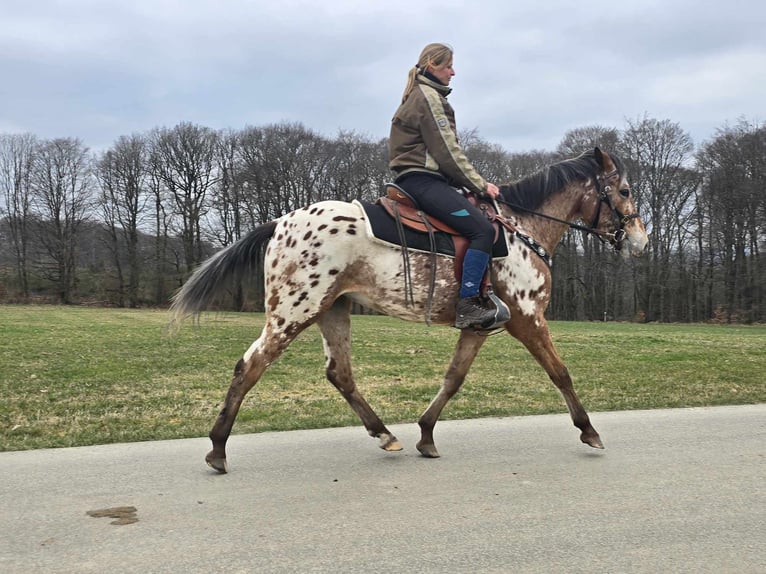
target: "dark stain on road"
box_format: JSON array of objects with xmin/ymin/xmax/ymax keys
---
[{"xmin": 86, "ymin": 506, "xmax": 138, "ymax": 525}]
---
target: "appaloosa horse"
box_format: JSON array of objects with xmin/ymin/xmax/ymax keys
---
[{"xmin": 171, "ymin": 148, "xmax": 648, "ymax": 473}]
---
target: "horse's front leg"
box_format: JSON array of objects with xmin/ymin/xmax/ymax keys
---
[
  {"xmin": 417, "ymin": 329, "xmax": 487, "ymax": 458},
  {"xmin": 507, "ymin": 319, "xmax": 603, "ymax": 449}
]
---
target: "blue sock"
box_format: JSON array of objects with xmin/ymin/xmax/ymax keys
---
[{"xmin": 460, "ymin": 249, "xmax": 490, "ymax": 298}]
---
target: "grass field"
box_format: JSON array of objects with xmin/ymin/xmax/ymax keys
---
[{"xmin": 1, "ymin": 305, "xmax": 764, "ymax": 451}]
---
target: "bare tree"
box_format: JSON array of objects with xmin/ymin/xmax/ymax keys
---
[
  {"xmin": 146, "ymin": 154, "xmax": 173, "ymax": 305},
  {"xmin": 238, "ymin": 122, "xmax": 327, "ymax": 222},
  {"xmin": 206, "ymin": 129, "xmax": 248, "ymax": 310},
  {"xmin": 95, "ymin": 134, "xmax": 150, "ymax": 307},
  {"xmin": 29, "ymin": 138, "xmax": 94, "ymax": 303},
  {"xmin": 557, "ymin": 125, "xmax": 620, "ymax": 158},
  {"xmin": 236, "ymin": 126, "xmax": 273, "ymax": 227},
  {"xmin": 0, "ymin": 133, "xmax": 36, "ymax": 298},
  {"xmin": 504, "ymin": 151, "xmax": 558, "ymax": 184},
  {"xmin": 621, "ymin": 115, "xmax": 695, "ymax": 321},
  {"xmin": 460, "ymin": 128, "xmax": 518, "ymax": 183},
  {"xmin": 696, "ymin": 120, "xmax": 766, "ymax": 322},
  {"xmin": 208, "ymin": 129, "xmax": 243, "ymax": 248},
  {"xmin": 323, "ymin": 130, "xmax": 389, "ymax": 202},
  {"xmin": 150, "ymin": 122, "xmax": 219, "ymax": 271}
]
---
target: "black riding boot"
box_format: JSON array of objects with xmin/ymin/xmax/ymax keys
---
[{"xmin": 455, "ymin": 295, "xmax": 501, "ymax": 330}]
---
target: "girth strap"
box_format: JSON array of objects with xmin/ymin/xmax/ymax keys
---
[
  {"xmin": 389, "ymin": 200, "xmax": 415, "ymax": 308},
  {"xmin": 416, "ymin": 210, "xmax": 437, "ymax": 325}
]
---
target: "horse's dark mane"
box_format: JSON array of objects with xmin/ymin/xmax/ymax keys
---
[{"xmin": 500, "ymin": 149, "xmax": 625, "ymax": 211}]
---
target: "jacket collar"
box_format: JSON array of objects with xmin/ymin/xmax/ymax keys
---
[{"xmin": 416, "ymin": 71, "xmax": 452, "ymax": 96}]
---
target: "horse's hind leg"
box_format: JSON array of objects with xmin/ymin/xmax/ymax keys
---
[
  {"xmin": 417, "ymin": 329, "xmax": 487, "ymax": 458},
  {"xmin": 206, "ymin": 324, "xmax": 299, "ymax": 473},
  {"xmin": 507, "ymin": 319, "xmax": 603, "ymax": 449},
  {"xmin": 318, "ymin": 297, "xmax": 402, "ymax": 452}
]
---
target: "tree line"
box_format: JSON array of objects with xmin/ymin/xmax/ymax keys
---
[{"xmin": 1, "ymin": 116, "xmax": 764, "ymax": 323}]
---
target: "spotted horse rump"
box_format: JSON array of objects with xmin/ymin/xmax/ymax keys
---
[{"xmin": 170, "ymin": 148, "xmax": 648, "ymax": 473}]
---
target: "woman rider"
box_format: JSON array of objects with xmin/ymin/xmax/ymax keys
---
[{"xmin": 388, "ymin": 42, "xmax": 507, "ymax": 329}]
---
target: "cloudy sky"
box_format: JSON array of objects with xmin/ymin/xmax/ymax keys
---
[{"xmin": 1, "ymin": 0, "xmax": 764, "ymax": 153}]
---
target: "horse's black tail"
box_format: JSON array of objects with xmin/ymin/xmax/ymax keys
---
[{"xmin": 169, "ymin": 220, "xmax": 278, "ymax": 324}]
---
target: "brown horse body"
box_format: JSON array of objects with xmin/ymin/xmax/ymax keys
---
[{"xmin": 171, "ymin": 148, "xmax": 648, "ymax": 473}]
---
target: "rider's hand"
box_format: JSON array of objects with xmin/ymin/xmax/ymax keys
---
[{"xmin": 484, "ymin": 182, "xmax": 500, "ymax": 199}]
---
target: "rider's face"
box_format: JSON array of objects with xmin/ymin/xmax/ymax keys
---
[{"xmin": 428, "ymin": 60, "xmax": 455, "ymax": 85}]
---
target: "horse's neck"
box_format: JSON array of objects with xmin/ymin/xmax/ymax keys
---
[{"xmin": 512, "ymin": 183, "xmax": 587, "ymax": 252}]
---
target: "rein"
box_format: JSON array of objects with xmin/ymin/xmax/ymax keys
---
[
  {"xmin": 494, "ymin": 196, "xmax": 613, "ymax": 241},
  {"xmin": 495, "ymin": 168, "xmax": 638, "ymax": 248}
]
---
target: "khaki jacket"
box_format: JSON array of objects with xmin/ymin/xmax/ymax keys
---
[{"xmin": 388, "ymin": 73, "xmax": 487, "ymax": 195}]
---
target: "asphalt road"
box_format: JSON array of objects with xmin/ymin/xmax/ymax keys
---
[{"xmin": 1, "ymin": 405, "xmax": 764, "ymax": 573}]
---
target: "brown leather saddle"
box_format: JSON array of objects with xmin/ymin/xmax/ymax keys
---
[{"xmin": 376, "ymin": 183, "xmax": 502, "ymax": 283}]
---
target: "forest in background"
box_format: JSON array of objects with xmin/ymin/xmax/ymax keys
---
[{"xmin": 1, "ymin": 115, "xmax": 764, "ymax": 323}]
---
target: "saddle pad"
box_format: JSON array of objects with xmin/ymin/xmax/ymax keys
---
[{"xmin": 355, "ymin": 200, "xmax": 508, "ymax": 259}]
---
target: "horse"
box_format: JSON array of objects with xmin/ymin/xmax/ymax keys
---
[{"xmin": 170, "ymin": 147, "xmax": 648, "ymax": 473}]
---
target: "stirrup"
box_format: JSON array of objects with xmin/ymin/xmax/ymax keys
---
[
  {"xmin": 484, "ymin": 290, "xmax": 511, "ymax": 330},
  {"xmin": 455, "ymin": 293, "xmax": 510, "ymax": 331}
]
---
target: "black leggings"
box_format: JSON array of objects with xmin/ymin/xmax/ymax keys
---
[{"xmin": 395, "ymin": 172, "xmax": 494, "ymax": 253}]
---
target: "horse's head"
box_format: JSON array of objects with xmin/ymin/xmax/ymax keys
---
[{"xmin": 586, "ymin": 148, "xmax": 648, "ymax": 258}]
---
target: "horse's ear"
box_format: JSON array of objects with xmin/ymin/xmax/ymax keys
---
[
  {"xmin": 594, "ymin": 147, "xmax": 604, "ymax": 167},
  {"xmin": 593, "ymin": 147, "xmax": 616, "ymax": 173}
]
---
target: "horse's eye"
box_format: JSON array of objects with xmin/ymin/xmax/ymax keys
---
[{"xmin": 619, "ymin": 188, "xmax": 631, "ymax": 198}]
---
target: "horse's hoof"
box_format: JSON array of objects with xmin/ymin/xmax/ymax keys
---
[
  {"xmin": 581, "ymin": 432, "xmax": 604, "ymax": 449},
  {"xmin": 416, "ymin": 442, "xmax": 440, "ymax": 458},
  {"xmin": 378, "ymin": 434, "xmax": 403, "ymax": 451},
  {"xmin": 205, "ymin": 451, "xmax": 229, "ymax": 474}
]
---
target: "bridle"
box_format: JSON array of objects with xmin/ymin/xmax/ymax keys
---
[
  {"xmin": 494, "ymin": 167, "xmax": 639, "ymax": 251},
  {"xmin": 589, "ymin": 168, "xmax": 640, "ymax": 251}
]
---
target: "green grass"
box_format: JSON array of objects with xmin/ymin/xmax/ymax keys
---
[{"xmin": 1, "ymin": 305, "xmax": 764, "ymax": 451}]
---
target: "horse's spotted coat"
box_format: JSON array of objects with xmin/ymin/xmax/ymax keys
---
[{"xmin": 244, "ymin": 199, "xmax": 551, "ymax": 369}]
